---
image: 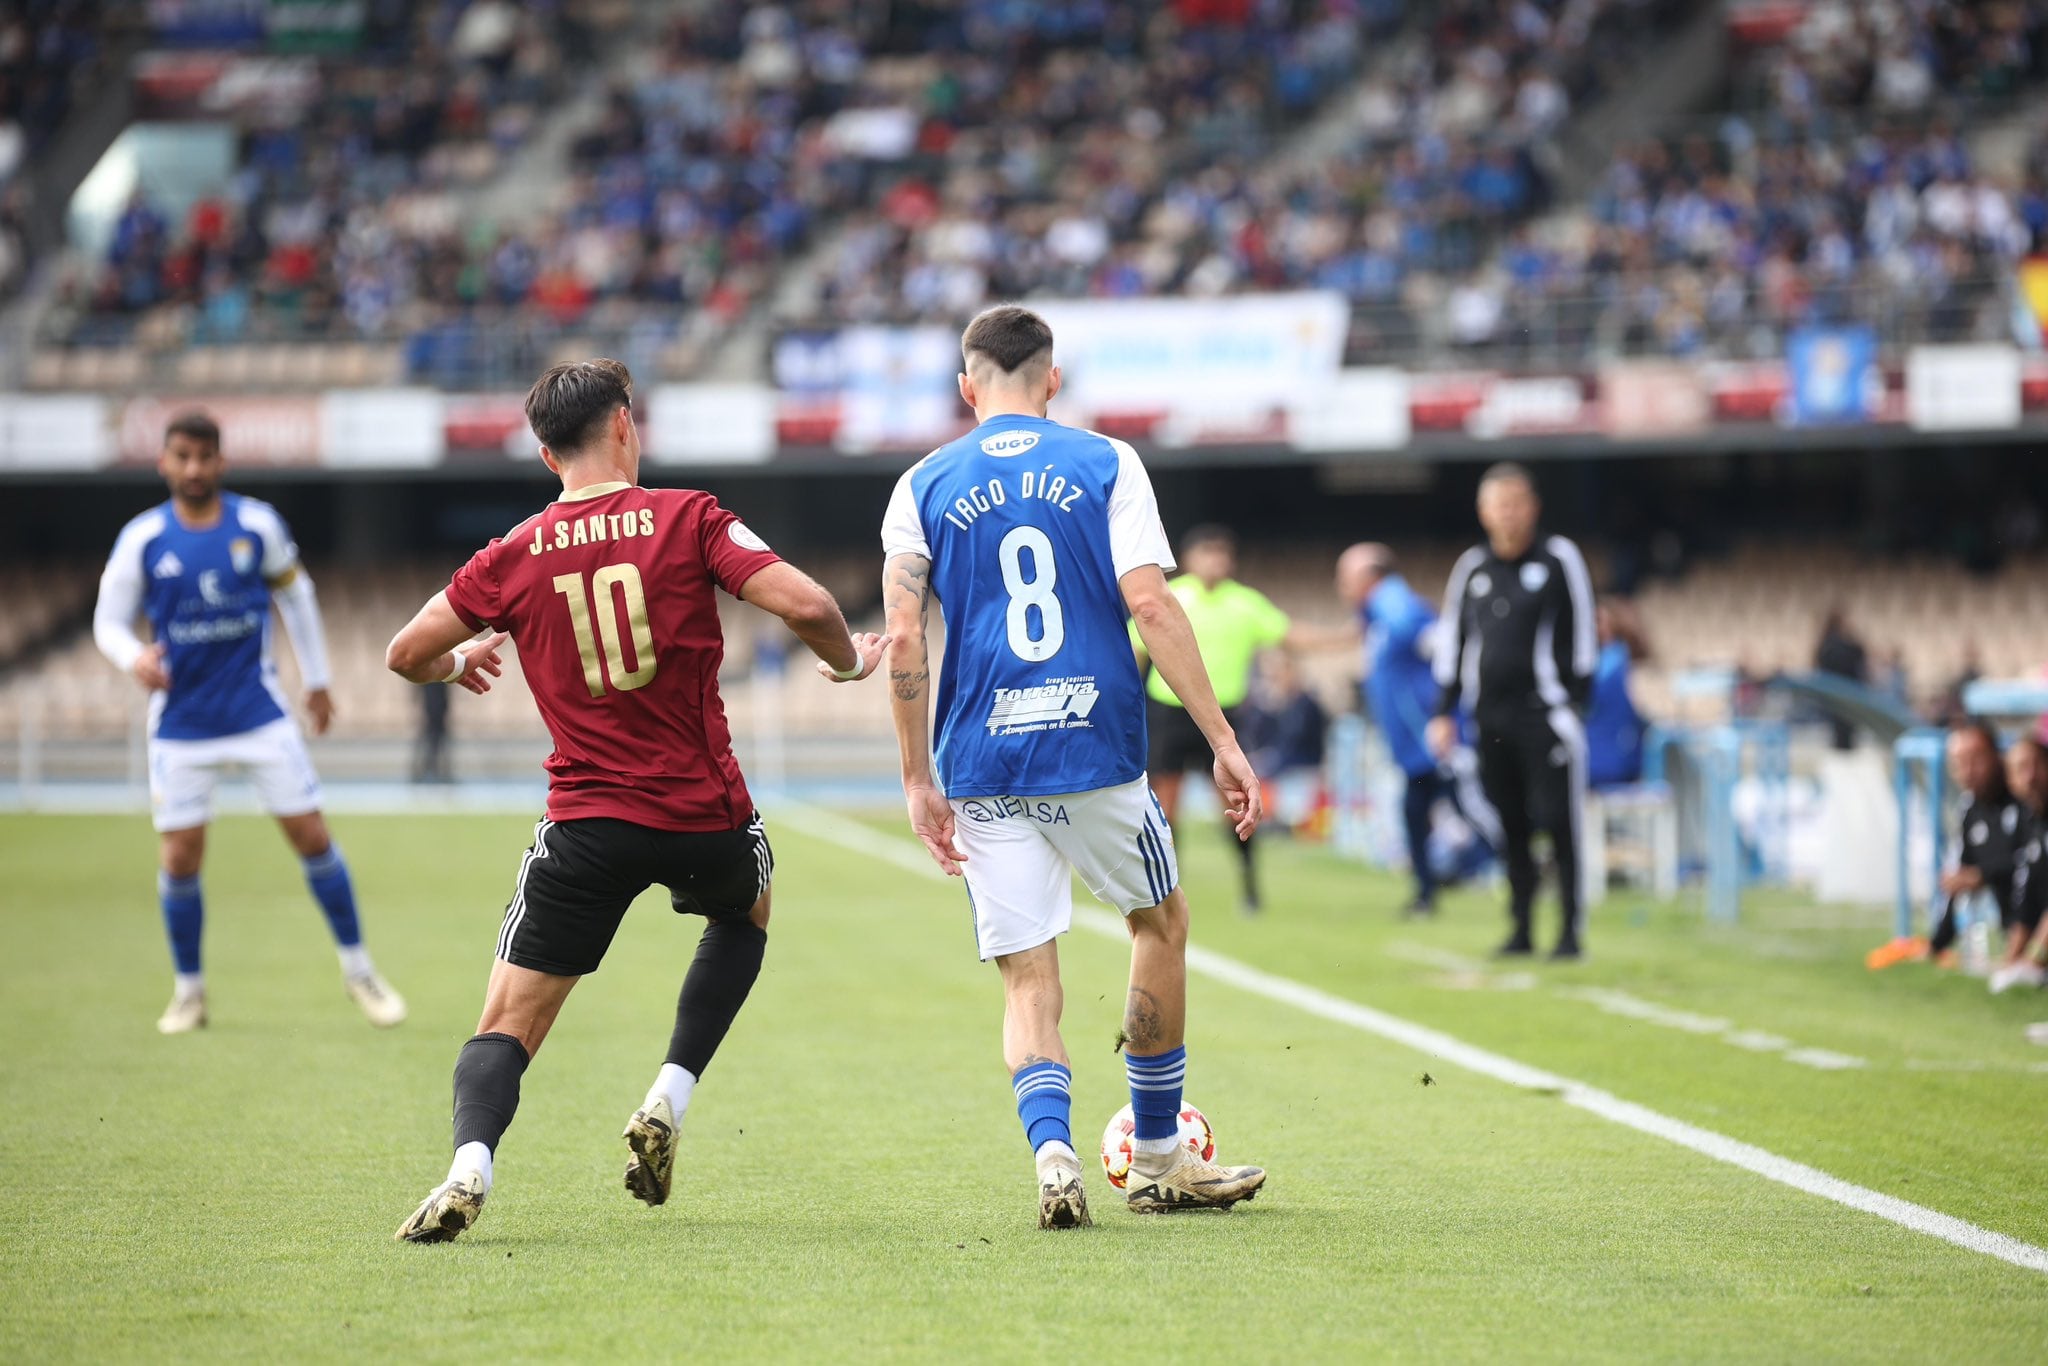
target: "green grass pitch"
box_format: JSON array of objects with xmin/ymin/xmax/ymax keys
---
[{"xmin": 2, "ymin": 808, "xmax": 2046, "ymax": 1362}]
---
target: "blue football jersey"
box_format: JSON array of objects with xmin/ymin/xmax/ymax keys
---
[
  {"xmin": 98, "ymin": 493, "xmax": 299, "ymax": 740},
  {"xmin": 882, "ymin": 414, "xmax": 1174, "ymax": 799}
]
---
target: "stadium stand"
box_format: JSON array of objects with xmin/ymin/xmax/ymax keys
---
[{"xmin": 0, "ymin": 1, "xmax": 126, "ymax": 302}]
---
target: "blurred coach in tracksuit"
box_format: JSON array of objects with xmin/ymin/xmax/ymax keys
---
[
  {"xmin": 1426, "ymin": 464, "xmax": 1596, "ymax": 960},
  {"xmin": 1338, "ymin": 543, "xmax": 1499, "ymax": 916}
]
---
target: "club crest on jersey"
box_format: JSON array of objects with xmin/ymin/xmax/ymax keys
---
[
  {"xmin": 985, "ymin": 678, "xmax": 1100, "ymax": 734},
  {"xmin": 1520, "ymin": 562, "xmax": 1549, "ymax": 592},
  {"xmin": 979, "ymin": 429, "xmax": 1040, "ymax": 457},
  {"xmin": 1468, "ymin": 571, "xmax": 1491, "ymax": 597},
  {"xmin": 229, "ymin": 537, "xmax": 257, "ymax": 575}
]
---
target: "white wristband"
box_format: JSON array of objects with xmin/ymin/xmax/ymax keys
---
[
  {"xmin": 827, "ymin": 641, "xmax": 864, "ymax": 681},
  {"xmin": 441, "ymin": 647, "xmax": 470, "ymax": 684}
]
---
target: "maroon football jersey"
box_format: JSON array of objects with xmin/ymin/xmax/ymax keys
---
[{"xmin": 446, "ymin": 482, "xmax": 782, "ymax": 831}]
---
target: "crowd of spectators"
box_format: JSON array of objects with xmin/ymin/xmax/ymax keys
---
[
  {"xmin": 810, "ymin": 0, "xmax": 1690, "ymax": 328},
  {"xmin": 35, "ymin": 0, "xmax": 2048, "ymax": 378},
  {"xmin": 2, "ymin": 1, "xmax": 124, "ymax": 301}
]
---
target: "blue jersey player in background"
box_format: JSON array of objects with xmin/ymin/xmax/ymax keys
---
[
  {"xmin": 94, "ymin": 412, "xmax": 404, "ymax": 1034},
  {"xmin": 1337, "ymin": 542, "xmax": 1500, "ymax": 915},
  {"xmin": 881, "ymin": 305, "xmax": 1269, "ymax": 1228}
]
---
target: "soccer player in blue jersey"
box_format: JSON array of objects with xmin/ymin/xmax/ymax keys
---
[
  {"xmin": 93, "ymin": 412, "xmax": 406, "ymax": 1034},
  {"xmin": 881, "ymin": 305, "xmax": 1269, "ymax": 1228}
]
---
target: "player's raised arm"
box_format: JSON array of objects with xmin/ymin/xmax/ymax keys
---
[
  {"xmin": 1121, "ymin": 564, "xmax": 1262, "ymax": 839},
  {"xmin": 736, "ymin": 561, "xmax": 887, "ymax": 682},
  {"xmin": 386, "ymin": 592, "xmax": 510, "ymax": 695}
]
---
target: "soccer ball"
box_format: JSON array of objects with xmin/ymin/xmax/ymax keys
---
[{"xmin": 1100, "ymin": 1103, "xmax": 1215, "ymax": 1189}]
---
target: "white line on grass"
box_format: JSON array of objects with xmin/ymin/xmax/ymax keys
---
[{"xmin": 772, "ymin": 801, "xmax": 2048, "ymax": 1278}]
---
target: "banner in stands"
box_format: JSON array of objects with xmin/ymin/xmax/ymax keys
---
[
  {"xmin": 1906, "ymin": 344, "xmax": 2022, "ymax": 432},
  {"xmin": 772, "ymin": 327, "xmax": 966, "ymax": 454},
  {"xmin": 118, "ymin": 395, "xmax": 322, "ymax": 466},
  {"xmin": 320, "ymin": 389, "xmax": 444, "ymax": 468},
  {"xmin": 0, "ymin": 396, "xmax": 112, "ymax": 470},
  {"xmin": 1785, "ymin": 326, "xmax": 1881, "ymax": 426},
  {"xmin": 1032, "ymin": 293, "xmax": 1349, "ymax": 425},
  {"xmin": 1600, "ymin": 361, "xmax": 1711, "ymax": 440},
  {"xmin": 1288, "ymin": 369, "xmax": 1411, "ymax": 452},
  {"xmin": 645, "ymin": 385, "xmax": 778, "ymax": 465}
]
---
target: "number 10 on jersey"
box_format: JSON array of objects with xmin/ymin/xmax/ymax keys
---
[{"xmin": 553, "ymin": 564, "xmax": 657, "ymax": 697}]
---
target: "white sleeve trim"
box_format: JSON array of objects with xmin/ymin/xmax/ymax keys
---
[
  {"xmin": 1103, "ymin": 436, "xmax": 1175, "ymax": 580},
  {"xmin": 239, "ymin": 498, "xmax": 300, "ymax": 580},
  {"xmin": 93, "ymin": 512, "xmax": 161, "ymax": 674},
  {"xmin": 880, "ymin": 464, "xmax": 931, "ymax": 561},
  {"xmin": 1433, "ymin": 546, "xmax": 1485, "ymax": 688},
  {"xmin": 272, "ymin": 571, "xmax": 332, "ymax": 690},
  {"xmin": 1548, "ymin": 535, "xmax": 1597, "ymax": 677}
]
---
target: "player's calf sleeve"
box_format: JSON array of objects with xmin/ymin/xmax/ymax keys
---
[
  {"xmin": 1012, "ymin": 1061, "xmax": 1074, "ymax": 1153},
  {"xmin": 664, "ymin": 918, "xmax": 767, "ymax": 1077},
  {"xmin": 157, "ymin": 871, "xmax": 204, "ymax": 976},
  {"xmin": 1125, "ymin": 1044, "xmax": 1187, "ymax": 1148},
  {"xmin": 301, "ymin": 846, "xmax": 361, "ymax": 949},
  {"xmin": 452, "ymin": 1033, "xmax": 530, "ymax": 1153}
]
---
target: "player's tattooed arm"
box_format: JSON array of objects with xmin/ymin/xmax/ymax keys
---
[{"xmin": 883, "ymin": 554, "xmax": 934, "ymax": 703}]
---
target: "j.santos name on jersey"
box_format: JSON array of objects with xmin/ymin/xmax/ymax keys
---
[
  {"xmin": 528, "ymin": 508, "xmax": 658, "ymax": 555},
  {"xmin": 940, "ymin": 463, "xmax": 1087, "ymax": 532}
]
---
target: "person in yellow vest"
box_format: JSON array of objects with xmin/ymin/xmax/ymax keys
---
[{"xmin": 1132, "ymin": 525, "xmax": 1337, "ymax": 913}]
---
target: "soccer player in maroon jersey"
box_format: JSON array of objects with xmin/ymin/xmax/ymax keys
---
[{"xmin": 384, "ymin": 359, "xmax": 887, "ymax": 1243}]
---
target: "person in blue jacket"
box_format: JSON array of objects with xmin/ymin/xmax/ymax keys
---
[
  {"xmin": 1338, "ymin": 544, "xmax": 1499, "ymax": 914},
  {"xmin": 1586, "ymin": 599, "xmax": 1649, "ymax": 789}
]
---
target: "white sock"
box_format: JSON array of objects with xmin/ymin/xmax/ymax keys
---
[
  {"xmin": 338, "ymin": 945, "xmax": 373, "ymax": 979},
  {"xmin": 1035, "ymin": 1139, "xmax": 1078, "ymax": 1167},
  {"xmin": 651, "ymin": 1062, "xmax": 697, "ymax": 1122},
  {"xmin": 449, "ymin": 1141, "xmax": 493, "ymax": 1194},
  {"xmin": 1132, "ymin": 1134, "xmax": 1181, "ymax": 1160},
  {"xmin": 173, "ymin": 972, "xmax": 205, "ymax": 1000}
]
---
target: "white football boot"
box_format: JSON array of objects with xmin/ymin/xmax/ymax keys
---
[
  {"xmin": 622, "ymin": 1097, "xmax": 678, "ymax": 1207},
  {"xmin": 395, "ymin": 1171, "xmax": 486, "ymax": 1244},
  {"xmin": 1989, "ymin": 961, "xmax": 2046, "ymax": 994},
  {"xmin": 345, "ymin": 970, "xmax": 408, "ymax": 1027},
  {"xmin": 1035, "ymin": 1142, "xmax": 1092, "ymax": 1230},
  {"xmin": 156, "ymin": 990, "xmax": 207, "ymax": 1035},
  {"xmin": 1126, "ymin": 1144, "xmax": 1266, "ymax": 1213}
]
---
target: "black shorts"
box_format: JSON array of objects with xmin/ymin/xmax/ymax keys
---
[
  {"xmin": 1147, "ymin": 697, "xmax": 1241, "ymax": 777},
  {"xmin": 495, "ymin": 814, "xmax": 773, "ymax": 977}
]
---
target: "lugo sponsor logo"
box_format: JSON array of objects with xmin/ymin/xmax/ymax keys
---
[
  {"xmin": 985, "ymin": 678, "xmax": 1100, "ymax": 734},
  {"xmin": 979, "ymin": 429, "xmax": 1040, "ymax": 457}
]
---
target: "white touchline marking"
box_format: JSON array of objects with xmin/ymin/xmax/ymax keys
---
[{"xmin": 773, "ymin": 802, "xmax": 2048, "ymax": 1277}]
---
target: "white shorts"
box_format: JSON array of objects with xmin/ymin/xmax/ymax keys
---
[
  {"xmin": 148, "ymin": 717, "xmax": 324, "ymax": 832},
  {"xmin": 952, "ymin": 774, "xmax": 1179, "ymax": 961}
]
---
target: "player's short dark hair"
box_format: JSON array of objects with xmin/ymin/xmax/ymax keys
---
[
  {"xmin": 1182, "ymin": 524, "xmax": 1235, "ymax": 556},
  {"xmin": 525, "ymin": 358, "xmax": 633, "ymax": 455},
  {"xmin": 163, "ymin": 412, "xmax": 221, "ymax": 451},
  {"xmin": 1480, "ymin": 461, "xmax": 1536, "ymax": 494},
  {"xmin": 961, "ymin": 304, "xmax": 1053, "ymax": 374}
]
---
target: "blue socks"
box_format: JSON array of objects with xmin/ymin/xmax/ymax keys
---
[
  {"xmin": 1012, "ymin": 1061, "xmax": 1074, "ymax": 1153},
  {"xmin": 1126, "ymin": 1044, "xmax": 1187, "ymax": 1144},
  {"xmin": 302, "ymin": 846, "xmax": 362, "ymax": 948},
  {"xmin": 158, "ymin": 871, "xmax": 204, "ymax": 975}
]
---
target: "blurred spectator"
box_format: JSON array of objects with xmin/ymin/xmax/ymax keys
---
[
  {"xmin": 412, "ymin": 680, "xmax": 451, "ymax": 784},
  {"xmin": 1876, "ymin": 646, "xmax": 1911, "ymax": 711},
  {"xmin": 1336, "ymin": 542, "xmax": 1497, "ymax": 914},
  {"xmin": 1991, "ymin": 734, "xmax": 2048, "ymax": 992},
  {"xmin": 1922, "ymin": 721, "xmax": 2021, "ymax": 970},
  {"xmin": 1242, "ymin": 651, "xmax": 1329, "ymax": 836},
  {"xmin": 1936, "ymin": 640, "xmax": 1984, "ymax": 724},
  {"xmin": 1814, "ymin": 605, "xmax": 1869, "ymax": 749},
  {"xmin": 1586, "ymin": 598, "xmax": 1649, "ymax": 789}
]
